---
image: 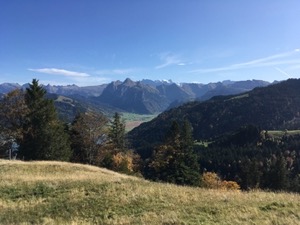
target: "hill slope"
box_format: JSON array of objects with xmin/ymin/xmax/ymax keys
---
[
  {"xmin": 129, "ymin": 79, "xmax": 300, "ymax": 150},
  {"xmin": 0, "ymin": 160, "xmax": 299, "ymax": 225}
]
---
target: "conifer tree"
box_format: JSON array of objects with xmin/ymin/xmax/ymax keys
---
[
  {"xmin": 102, "ymin": 112, "xmax": 142, "ymax": 174},
  {"xmin": 108, "ymin": 112, "xmax": 126, "ymax": 151},
  {"xmin": 148, "ymin": 120, "xmax": 200, "ymax": 186},
  {"xmin": 19, "ymin": 79, "xmax": 71, "ymax": 161},
  {"xmin": 269, "ymin": 155, "xmax": 289, "ymax": 190}
]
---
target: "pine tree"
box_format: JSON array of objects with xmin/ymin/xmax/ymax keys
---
[
  {"xmin": 108, "ymin": 112, "xmax": 126, "ymax": 151},
  {"xmin": 102, "ymin": 112, "xmax": 141, "ymax": 174},
  {"xmin": 148, "ymin": 120, "xmax": 200, "ymax": 186},
  {"xmin": 240, "ymin": 158, "xmax": 262, "ymax": 189},
  {"xmin": 19, "ymin": 79, "xmax": 71, "ymax": 161},
  {"xmin": 181, "ymin": 119, "xmax": 194, "ymax": 151},
  {"xmin": 178, "ymin": 119, "xmax": 201, "ymax": 185},
  {"xmin": 271, "ymin": 155, "xmax": 289, "ymax": 190}
]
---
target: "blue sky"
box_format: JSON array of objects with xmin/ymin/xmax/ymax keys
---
[{"xmin": 1, "ymin": 1, "xmax": 300, "ymax": 86}]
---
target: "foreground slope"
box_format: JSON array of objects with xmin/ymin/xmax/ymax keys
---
[{"xmin": 0, "ymin": 160, "xmax": 299, "ymax": 225}]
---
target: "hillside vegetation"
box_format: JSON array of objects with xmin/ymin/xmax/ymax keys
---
[
  {"xmin": 129, "ymin": 79, "xmax": 300, "ymax": 148},
  {"xmin": 0, "ymin": 160, "xmax": 300, "ymax": 225}
]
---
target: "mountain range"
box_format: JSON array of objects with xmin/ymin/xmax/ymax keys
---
[{"xmin": 0, "ymin": 78, "xmax": 270, "ymax": 115}]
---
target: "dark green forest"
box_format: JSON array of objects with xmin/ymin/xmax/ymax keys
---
[{"xmin": 1, "ymin": 79, "xmax": 300, "ymax": 192}]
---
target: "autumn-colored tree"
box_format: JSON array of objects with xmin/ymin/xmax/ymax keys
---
[
  {"xmin": 70, "ymin": 111, "xmax": 108, "ymax": 165},
  {"xmin": 0, "ymin": 89, "xmax": 28, "ymax": 158}
]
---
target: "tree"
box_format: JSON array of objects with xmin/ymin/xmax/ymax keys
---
[
  {"xmin": 0, "ymin": 89, "xmax": 28, "ymax": 158},
  {"xmin": 70, "ymin": 111, "xmax": 108, "ymax": 164},
  {"xmin": 240, "ymin": 158, "xmax": 263, "ymax": 189},
  {"xmin": 181, "ymin": 119, "xmax": 194, "ymax": 151},
  {"xmin": 108, "ymin": 112, "xmax": 126, "ymax": 151},
  {"xmin": 147, "ymin": 120, "xmax": 200, "ymax": 186},
  {"xmin": 265, "ymin": 155, "xmax": 289, "ymax": 190},
  {"xmin": 19, "ymin": 79, "xmax": 71, "ymax": 161},
  {"xmin": 100, "ymin": 112, "xmax": 141, "ymax": 174}
]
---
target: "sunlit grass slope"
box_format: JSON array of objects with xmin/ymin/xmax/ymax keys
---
[{"xmin": 0, "ymin": 160, "xmax": 299, "ymax": 225}]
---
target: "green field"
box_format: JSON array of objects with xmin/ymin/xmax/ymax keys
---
[
  {"xmin": 121, "ymin": 113, "xmax": 157, "ymax": 131},
  {"xmin": 0, "ymin": 160, "xmax": 299, "ymax": 225},
  {"xmin": 267, "ymin": 130, "xmax": 300, "ymax": 139}
]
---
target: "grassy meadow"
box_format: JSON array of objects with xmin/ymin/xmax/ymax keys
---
[
  {"xmin": 267, "ymin": 130, "xmax": 300, "ymax": 139},
  {"xmin": 0, "ymin": 160, "xmax": 300, "ymax": 225},
  {"xmin": 121, "ymin": 113, "xmax": 157, "ymax": 131}
]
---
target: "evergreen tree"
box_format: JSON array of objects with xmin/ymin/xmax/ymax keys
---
[
  {"xmin": 181, "ymin": 119, "xmax": 194, "ymax": 151},
  {"xmin": 178, "ymin": 119, "xmax": 201, "ymax": 185},
  {"xmin": 148, "ymin": 120, "xmax": 200, "ymax": 186},
  {"xmin": 108, "ymin": 112, "xmax": 126, "ymax": 151},
  {"xmin": 101, "ymin": 112, "xmax": 141, "ymax": 174},
  {"xmin": 240, "ymin": 158, "xmax": 262, "ymax": 189},
  {"xmin": 19, "ymin": 79, "xmax": 71, "ymax": 161},
  {"xmin": 270, "ymin": 155, "xmax": 289, "ymax": 190}
]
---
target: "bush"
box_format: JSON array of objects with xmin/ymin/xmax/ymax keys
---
[
  {"xmin": 112, "ymin": 152, "xmax": 134, "ymax": 173},
  {"xmin": 110, "ymin": 151, "xmax": 141, "ymax": 174},
  {"xmin": 201, "ymin": 172, "xmax": 240, "ymax": 191},
  {"xmin": 201, "ymin": 172, "xmax": 222, "ymax": 189},
  {"xmin": 221, "ymin": 180, "xmax": 240, "ymax": 191}
]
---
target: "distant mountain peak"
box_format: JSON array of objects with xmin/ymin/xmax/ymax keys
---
[{"xmin": 123, "ymin": 78, "xmax": 136, "ymax": 87}]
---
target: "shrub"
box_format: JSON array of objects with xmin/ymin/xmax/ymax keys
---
[
  {"xmin": 201, "ymin": 172, "xmax": 240, "ymax": 191},
  {"xmin": 111, "ymin": 151, "xmax": 141, "ymax": 174},
  {"xmin": 201, "ymin": 172, "xmax": 222, "ymax": 189},
  {"xmin": 112, "ymin": 152, "xmax": 133, "ymax": 173},
  {"xmin": 221, "ymin": 180, "xmax": 240, "ymax": 191}
]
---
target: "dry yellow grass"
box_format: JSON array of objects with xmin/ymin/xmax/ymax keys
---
[
  {"xmin": 0, "ymin": 159, "xmax": 299, "ymax": 225},
  {"xmin": 0, "ymin": 159, "xmax": 136, "ymax": 183}
]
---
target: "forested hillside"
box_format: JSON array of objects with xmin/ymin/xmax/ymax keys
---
[
  {"xmin": 127, "ymin": 79, "xmax": 300, "ymax": 192},
  {"xmin": 129, "ymin": 79, "xmax": 300, "ymax": 149}
]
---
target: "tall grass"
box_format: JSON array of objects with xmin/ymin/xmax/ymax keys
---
[{"xmin": 0, "ymin": 160, "xmax": 299, "ymax": 224}]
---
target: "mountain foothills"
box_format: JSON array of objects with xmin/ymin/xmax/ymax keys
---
[
  {"xmin": 129, "ymin": 79, "xmax": 300, "ymax": 191},
  {"xmin": 1, "ymin": 78, "xmax": 300, "ymax": 193},
  {"xmin": 129, "ymin": 79, "xmax": 300, "ymax": 147},
  {"xmin": 0, "ymin": 78, "xmax": 269, "ymax": 116}
]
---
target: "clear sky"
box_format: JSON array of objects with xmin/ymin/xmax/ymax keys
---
[{"xmin": 1, "ymin": 0, "xmax": 300, "ymax": 86}]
